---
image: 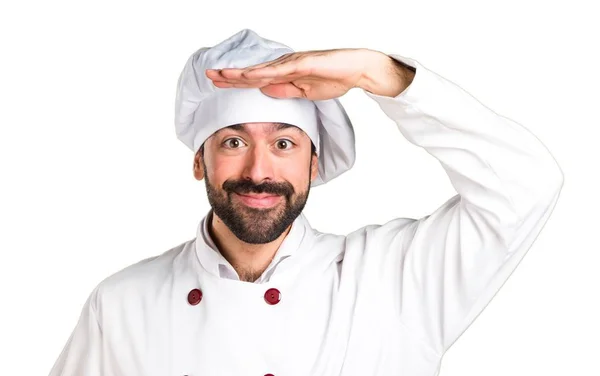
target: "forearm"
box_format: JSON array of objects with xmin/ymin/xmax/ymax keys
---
[
  {"xmin": 357, "ymin": 49, "xmax": 416, "ymax": 97},
  {"xmin": 365, "ymin": 53, "xmax": 563, "ymax": 230},
  {"xmin": 349, "ymin": 51, "xmax": 564, "ymax": 356}
]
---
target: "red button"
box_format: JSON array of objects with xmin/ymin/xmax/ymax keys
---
[
  {"xmin": 264, "ymin": 288, "xmax": 281, "ymax": 305},
  {"xmin": 265, "ymin": 374, "xmax": 275, "ymax": 376},
  {"xmin": 187, "ymin": 288, "xmax": 203, "ymax": 305}
]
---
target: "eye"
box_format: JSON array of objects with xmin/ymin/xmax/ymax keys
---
[
  {"xmin": 275, "ymin": 139, "xmax": 295, "ymax": 150},
  {"xmin": 223, "ymin": 137, "xmax": 246, "ymax": 149}
]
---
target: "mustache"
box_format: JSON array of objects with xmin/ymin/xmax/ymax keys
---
[{"xmin": 222, "ymin": 179, "xmax": 294, "ymax": 197}]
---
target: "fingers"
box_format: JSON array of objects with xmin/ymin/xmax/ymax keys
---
[
  {"xmin": 243, "ymin": 54, "xmax": 306, "ymax": 79},
  {"xmin": 211, "ymin": 80, "xmax": 306, "ymax": 99},
  {"xmin": 205, "ymin": 53, "xmax": 290, "ymax": 80},
  {"xmin": 206, "ymin": 55, "xmax": 301, "ymax": 84},
  {"xmin": 205, "ymin": 52, "xmax": 310, "ymax": 97},
  {"xmin": 205, "ymin": 69, "xmax": 234, "ymax": 81},
  {"xmin": 241, "ymin": 53, "xmax": 290, "ymax": 71},
  {"xmin": 206, "ymin": 69, "xmax": 266, "ymax": 87},
  {"xmin": 260, "ymin": 83, "xmax": 305, "ymax": 99},
  {"xmin": 206, "ymin": 68, "xmax": 263, "ymax": 83},
  {"xmin": 205, "ymin": 70, "xmax": 306, "ymax": 93},
  {"xmin": 211, "ymin": 80, "xmax": 268, "ymax": 89}
]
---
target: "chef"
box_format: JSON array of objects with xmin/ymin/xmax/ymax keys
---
[{"xmin": 48, "ymin": 29, "xmax": 564, "ymax": 376}]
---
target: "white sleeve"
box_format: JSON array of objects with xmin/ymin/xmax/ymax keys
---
[
  {"xmin": 48, "ymin": 288, "xmax": 104, "ymax": 376},
  {"xmin": 363, "ymin": 54, "xmax": 564, "ymax": 355}
]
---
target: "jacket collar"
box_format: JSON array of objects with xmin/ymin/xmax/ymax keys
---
[{"xmin": 194, "ymin": 208, "xmax": 312, "ymax": 281}]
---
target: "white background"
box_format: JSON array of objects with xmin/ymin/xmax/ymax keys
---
[{"xmin": 1, "ymin": 0, "xmax": 597, "ymax": 375}]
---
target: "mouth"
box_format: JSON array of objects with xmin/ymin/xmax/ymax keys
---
[{"xmin": 233, "ymin": 192, "xmax": 283, "ymax": 208}]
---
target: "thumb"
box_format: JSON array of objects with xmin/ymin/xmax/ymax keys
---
[{"xmin": 260, "ymin": 83, "xmax": 305, "ymax": 99}]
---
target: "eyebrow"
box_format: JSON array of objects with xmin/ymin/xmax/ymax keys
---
[{"xmin": 216, "ymin": 122, "xmax": 303, "ymax": 136}]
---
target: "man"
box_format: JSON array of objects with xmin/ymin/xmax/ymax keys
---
[{"xmin": 48, "ymin": 29, "xmax": 563, "ymax": 376}]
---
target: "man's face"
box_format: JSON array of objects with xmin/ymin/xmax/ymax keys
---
[{"xmin": 194, "ymin": 122, "xmax": 319, "ymax": 244}]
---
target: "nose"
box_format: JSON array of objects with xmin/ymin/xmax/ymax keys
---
[{"xmin": 242, "ymin": 144, "xmax": 275, "ymax": 185}]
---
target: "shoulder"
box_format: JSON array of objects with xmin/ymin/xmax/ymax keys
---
[
  {"xmin": 90, "ymin": 238, "xmax": 196, "ymax": 308},
  {"xmin": 307, "ymin": 216, "xmax": 418, "ymax": 264},
  {"xmin": 347, "ymin": 216, "xmax": 418, "ymax": 244}
]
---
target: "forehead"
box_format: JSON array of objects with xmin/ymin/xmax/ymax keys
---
[{"xmin": 214, "ymin": 122, "xmax": 305, "ymax": 137}]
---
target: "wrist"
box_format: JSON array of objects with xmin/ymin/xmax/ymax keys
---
[{"xmin": 358, "ymin": 49, "xmax": 415, "ymax": 97}]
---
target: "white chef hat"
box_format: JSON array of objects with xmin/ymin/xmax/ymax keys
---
[{"xmin": 174, "ymin": 29, "xmax": 355, "ymax": 187}]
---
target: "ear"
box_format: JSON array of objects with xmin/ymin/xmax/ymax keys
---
[
  {"xmin": 193, "ymin": 149, "xmax": 205, "ymax": 181},
  {"xmin": 310, "ymin": 153, "xmax": 319, "ymax": 182}
]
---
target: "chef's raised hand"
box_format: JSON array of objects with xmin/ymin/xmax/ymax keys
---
[{"xmin": 205, "ymin": 48, "xmax": 415, "ymax": 100}]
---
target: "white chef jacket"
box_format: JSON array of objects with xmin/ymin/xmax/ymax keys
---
[{"xmin": 48, "ymin": 54, "xmax": 564, "ymax": 376}]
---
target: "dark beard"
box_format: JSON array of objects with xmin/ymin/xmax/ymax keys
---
[{"xmin": 203, "ymin": 159, "xmax": 311, "ymax": 244}]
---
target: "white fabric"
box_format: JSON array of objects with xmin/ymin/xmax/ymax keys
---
[
  {"xmin": 48, "ymin": 54, "xmax": 563, "ymax": 376},
  {"xmin": 191, "ymin": 86, "xmax": 319, "ymax": 154},
  {"xmin": 174, "ymin": 29, "xmax": 355, "ymax": 187},
  {"xmin": 198, "ymin": 209, "xmax": 294, "ymax": 283}
]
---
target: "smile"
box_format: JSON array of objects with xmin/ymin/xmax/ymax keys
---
[{"xmin": 233, "ymin": 192, "xmax": 283, "ymax": 208}]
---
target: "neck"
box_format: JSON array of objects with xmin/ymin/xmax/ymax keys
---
[{"xmin": 208, "ymin": 210, "xmax": 292, "ymax": 282}]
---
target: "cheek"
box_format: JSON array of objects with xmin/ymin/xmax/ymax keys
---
[
  {"xmin": 277, "ymin": 160, "xmax": 311, "ymax": 190},
  {"xmin": 208, "ymin": 156, "xmax": 243, "ymax": 183}
]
